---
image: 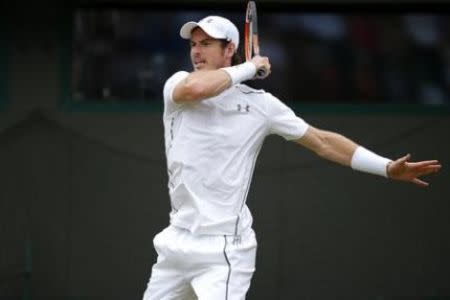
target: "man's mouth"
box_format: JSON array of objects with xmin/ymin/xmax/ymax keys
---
[{"xmin": 194, "ymin": 60, "xmax": 206, "ymax": 66}]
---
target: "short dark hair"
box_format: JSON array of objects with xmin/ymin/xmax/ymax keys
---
[{"xmin": 219, "ymin": 39, "xmax": 243, "ymax": 66}]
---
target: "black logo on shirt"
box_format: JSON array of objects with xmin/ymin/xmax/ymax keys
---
[{"xmin": 237, "ymin": 104, "xmax": 250, "ymax": 113}]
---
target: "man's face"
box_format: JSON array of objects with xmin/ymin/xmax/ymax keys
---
[{"xmin": 190, "ymin": 27, "xmax": 234, "ymax": 71}]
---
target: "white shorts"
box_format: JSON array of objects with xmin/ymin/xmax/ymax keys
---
[{"xmin": 142, "ymin": 225, "xmax": 257, "ymax": 300}]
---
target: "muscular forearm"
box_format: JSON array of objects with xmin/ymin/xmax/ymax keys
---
[
  {"xmin": 296, "ymin": 126, "xmax": 358, "ymax": 166},
  {"xmin": 314, "ymin": 130, "xmax": 358, "ymax": 166}
]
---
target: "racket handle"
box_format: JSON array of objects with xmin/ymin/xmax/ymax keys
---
[{"xmin": 256, "ymin": 66, "xmax": 268, "ymax": 79}]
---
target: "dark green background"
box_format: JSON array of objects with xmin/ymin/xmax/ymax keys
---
[{"xmin": 0, "ymin": 2, "xmax": 449, "ymax": 299}]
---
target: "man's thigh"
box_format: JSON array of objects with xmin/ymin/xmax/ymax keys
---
[
  {"xmin": 142, "ymin": 226, "xmax": 196, "ymax": 300},
  {"xmin": 143, "ymin": 259, "xmax": 196, "ymax": 300},
  {"xmin": 191, "ymin": 230, "xmax": 257, "ymax": 300}
]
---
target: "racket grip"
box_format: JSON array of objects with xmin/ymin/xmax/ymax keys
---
[{"xmin": 256, "ymin": 66, "xmax": 268, "ymax": 79}]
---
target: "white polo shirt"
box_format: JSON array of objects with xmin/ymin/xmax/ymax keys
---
[{"xmin": 162, "ymin": 71, "xmax": 309, "ymax": 236}]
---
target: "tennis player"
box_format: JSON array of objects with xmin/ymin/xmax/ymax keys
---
[{"xmin": 142, "ymin": 15, "xmax": 441, "ymax": 300}]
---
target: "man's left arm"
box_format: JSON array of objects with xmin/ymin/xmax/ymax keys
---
[{"xmin": 295, "ymin": 126, "xmax": 441, "ymax": 187}]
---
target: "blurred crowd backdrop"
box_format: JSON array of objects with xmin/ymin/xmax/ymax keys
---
[{"xmin": 72, "ymin": 9, "xmax": 450, "ymax": 105}]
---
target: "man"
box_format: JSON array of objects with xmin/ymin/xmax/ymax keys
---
[{"xmin": 143, "ymin": 16, "xmax": 441, "ymax": 300}]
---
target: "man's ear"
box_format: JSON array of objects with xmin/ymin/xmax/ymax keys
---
[{"xmin": 226, "ymin": 42, "xmax": 236, "ymax": 59}]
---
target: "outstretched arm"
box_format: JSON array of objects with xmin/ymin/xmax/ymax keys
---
[{"xmin": 295, "ymin": 126, "xmax": 441, "ymax": 187}]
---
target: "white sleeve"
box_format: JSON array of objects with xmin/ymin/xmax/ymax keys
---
[
  {"xmin": 163, "ymin": 71, "xmax": 189, "ymax": 113},
  {"xmin": 265, "ymin": 93, "xmax": 309, "ymax": 140}
]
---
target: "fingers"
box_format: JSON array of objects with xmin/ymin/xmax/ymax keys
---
[
  {"xmin": 412, "ymin": 178, "xmax": 429, "ymax": 188},
  {"xmin": 396, "ymin": 156, "xmax": 441, "ymax": 173},
  {"xmin": 407, "ymin": 161, "xmax": 441, "ymax": 176},
  {"xmin": 418, "ymin": 163, "xmax": 441, "ymax": 173},
  {"xmin": 391, "ymin": 154, "xmax": 440, "ymax": 187},
  {"xmin": 397, "ymin": 153, "xmax": 411, "ymax": 164},
  {"xmin": 410, "ymin": 162, "xmax": 440, "ymax": 187},
  {"xmin": 409, "ymin": 160, "xmax": 440, "ymax": 167},
  {"xmin": 420, "ymin": 169, "xmax": 440, "ymax": 178}
]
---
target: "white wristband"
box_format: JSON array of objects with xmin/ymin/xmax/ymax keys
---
[
  {"xmin": 351, "ymin": 146, "xmax": 392, "ymax": 178},
  {"xmin": 221, "ymin": 62, "xmax": 256, "ymax": 85}
]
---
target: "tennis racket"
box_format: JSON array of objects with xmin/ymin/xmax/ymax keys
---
[{"xmin": 244, "ymin": 0, "xmax": 268, "ymax": 79}]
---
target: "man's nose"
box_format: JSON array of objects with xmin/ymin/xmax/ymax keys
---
[{"xmin": 191, "ymin": 45, "xmax": 200, "ymax": 54}]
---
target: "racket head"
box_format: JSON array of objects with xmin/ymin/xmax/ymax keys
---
[
  {"xmin": 245, "ymin": 1, "xmax": 267, "ymax": 78},
  {"xmin": 244, "ymin": 1, "xmax": 256, "ymax": 61}
]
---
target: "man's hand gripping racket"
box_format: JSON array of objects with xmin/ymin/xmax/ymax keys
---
[{"xmin": 245, "ymin": 1, "xmax": 270, "ymax": 79}]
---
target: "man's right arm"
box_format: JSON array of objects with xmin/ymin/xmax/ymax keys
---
[
  {"xmin": 172, "ymin": 69, "xmax": 233, "ymax": 103},
  {"xmin": 173, "ymin": 56, "xmax": 270, "ymax": 103}
]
